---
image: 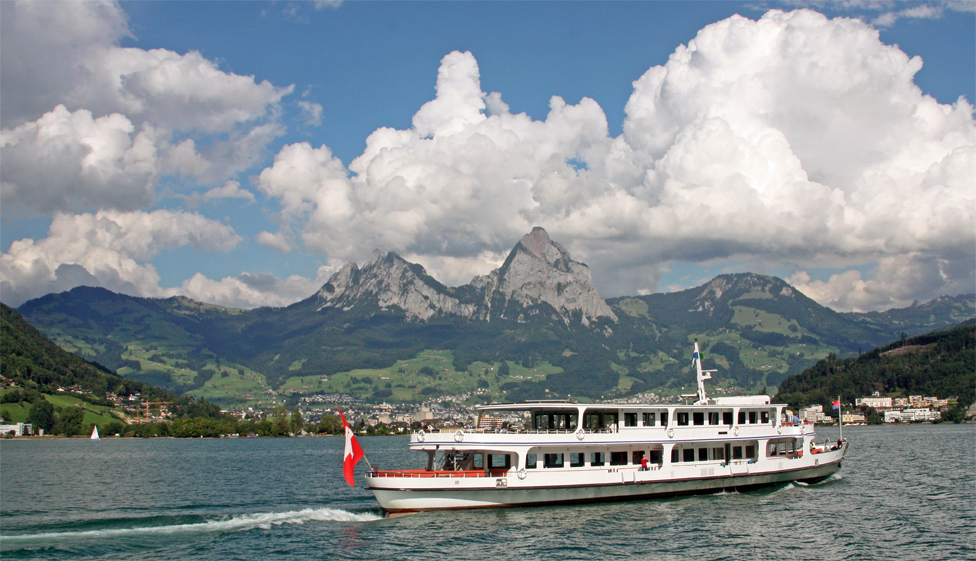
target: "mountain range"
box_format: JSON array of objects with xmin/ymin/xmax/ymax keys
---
[{"xmin": 13, "ymin": 227, "xmax": 975, "ymax": 410}]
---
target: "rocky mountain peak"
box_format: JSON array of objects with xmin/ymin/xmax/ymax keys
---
[{"xmin": 314, "ymin": 228, "xmax": 617, "ymax": 329}]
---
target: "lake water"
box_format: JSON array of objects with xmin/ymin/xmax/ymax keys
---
[{"xmin": 1, "ymin": 424, "xmax": 972, "ymax": 560}]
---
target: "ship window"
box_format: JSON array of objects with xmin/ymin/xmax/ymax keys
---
[
  {"xmin": 661, "ymin": 412, "xmax": 669, "ymax": 427},
  {"xmin": 693, "ymin": 412, "xmax": 705, "ymax": 425},
  {"xmin": 712, "ymin": 447, "xmax": 725, "ymax": 460},
  {"xmin": 683, "ymin": 448, "xmax": 695, "ymax": 462},
  {"xmin": 609, "ymin": 451, "xmax": 628, "ymax": 466},
  {"xmin": 761, "ymin": 411, "xmax": 770, "ymax": 424},
  {"xmin": 489, "ymin": 454, "xmax": 511, "ymax": 469},
  {"xmin": 748, "ymin": 411, "xmax": 757, "ymax": 424},
  {"xmin": 643, "ymin": 412, "xmax": 655, "ymax": 427},
  {"xmin": 738, "ymin": 411, "xmax": 746, "ymax": 424},
  {"xmin": 526, "ymin": 453, "xmax": 538, "ymax": 469},
  {"xmin": 698, "ymin": 448, "xmax": 708, "ymax": 461},
  {"xmin": 708, "ymin": 412, "xmax": 719, "ymax": 425},
  {"xmin": 632, "ymin": 450, "xmax": 645, "ymax": 465},
  {"xmin": 544, "ymin": 453, "xmax": 564, "ymax": 468},
  {"xmin": 677, "ymin": 413, "xmax": 689, "ymax": 426},
  {"xmin": 624, "ymin": 413, "xmax": 638, "ymax": 427},
  {"xmin": 745, "ymin": 446, "xmax": 756, "ymax": 459},
  {"xmin": 768, "ymin": 443, "xmax": 778, "ymax": 456},
  {"xmin": 590, "ymin": 452, "xmax": 605, "ymax": 467},
  {"xmin": 723, "ymin": 412, "xmax": 733, "ymax": 425},
  {"xmin": 650, "ymin": 450, "xmax": 663, "ymax": 464},
  {"xmin": 569, "ymin": 453, "xmax": 585, "ymax": 467},
  {"xmin": 473, "ymin": 454, "xmax": 483, "ymax": 469},
  {"xmin": 671, "ymin": 449, "xmax": 679, "ymax": 463},
  {"xmin": 787, "ymin": 441, "xmax": 794, "ymax": 453},
  {"xmin": 732, "ymin": 447, "xmax": 743, "ymax": 460}
]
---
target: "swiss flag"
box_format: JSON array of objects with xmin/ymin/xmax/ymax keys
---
[{"xmin": 339, "ymin": 409, "xmax": 364, "ymax": 486}]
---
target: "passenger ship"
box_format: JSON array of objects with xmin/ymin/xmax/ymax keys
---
[{"xmin": 365, "ymin": 343, "xmax": 847, "ymax": 513}]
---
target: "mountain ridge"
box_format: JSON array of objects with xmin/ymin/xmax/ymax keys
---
[{"xmin": 11, "ymin": 229, "xmax": 975, "ymax": 410}]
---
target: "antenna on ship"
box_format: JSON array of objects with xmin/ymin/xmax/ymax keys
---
[{"xmin": 692, "ymin": 340, "xmax": 717, "ymax": 405}]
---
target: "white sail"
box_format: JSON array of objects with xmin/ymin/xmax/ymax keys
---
[{"xmin": 91, "ymin": 426, "xmax": 100, "ymax": 440}]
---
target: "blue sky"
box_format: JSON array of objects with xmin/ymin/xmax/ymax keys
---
[{"xmin": 1, "ymin": 0, "xmax": 974, "ymax": 312}]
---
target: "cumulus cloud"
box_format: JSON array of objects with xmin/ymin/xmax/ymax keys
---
[
  {"xmin": 0, "ymin": 0, "xmax": 291, "ymax": 216},
  {"xmin": 255, "ymin": 11, "xmax": 974, "ymax": 312},
  {"xmin": 179, "ymin": 267, "xmax": 337, "ymax": 309},
  {"xmin": 256, "ymin": 231, "xmax": 293, "ymax": 254},
  {"xmin": 0, "ymin": 209, "xmax": 242, "ymax": 306}
]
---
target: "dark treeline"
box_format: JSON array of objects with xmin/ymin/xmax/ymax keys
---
[{"xmin": 775, "ymin": 323, "xmax": 975, "ymax": 413}]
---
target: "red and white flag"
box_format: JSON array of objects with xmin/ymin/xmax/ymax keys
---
[{"xmin": 339, "ymin": 409, "xmax": 364, "ymax": 486}]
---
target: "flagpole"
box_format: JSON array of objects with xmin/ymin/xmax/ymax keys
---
[{"xmin": 837, "ymin": 395, "xmax": 844, "ymax": 441}]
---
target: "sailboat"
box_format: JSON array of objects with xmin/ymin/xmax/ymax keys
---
[{"xmin": 91, "ymin": 426, "xmax": 100, "ymax": 440}]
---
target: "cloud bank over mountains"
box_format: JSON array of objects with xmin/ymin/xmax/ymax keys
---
[{"xmin": 1, "ymin": 2, "xmax": 973, "ymax": 312}]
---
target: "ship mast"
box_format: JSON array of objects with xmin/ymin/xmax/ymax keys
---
[{"xmin": 692, "ymin": 341, "xmax": 717, "ymax": 405}]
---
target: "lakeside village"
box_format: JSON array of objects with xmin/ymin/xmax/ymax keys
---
[{"xmin": 1, "ymin": 384, "xmax": 971, "ymax": 438}]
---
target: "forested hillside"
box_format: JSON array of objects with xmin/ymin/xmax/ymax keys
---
[{"xmin": 775, "ymin": 322, "xmax": 975, "ymax": 410}]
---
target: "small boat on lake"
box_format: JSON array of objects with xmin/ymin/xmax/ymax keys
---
[
  {"xmin": 91, "ymin": 426, "xmax": 100, "ymax": 440},
  {"xmin": 364, "ymin": 342, "xmax": 848, "ymax": 513}
]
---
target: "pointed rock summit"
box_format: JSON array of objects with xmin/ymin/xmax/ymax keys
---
[{"xmin": 315, "ymin": 227, "xmax": 617, "ymax": 328}]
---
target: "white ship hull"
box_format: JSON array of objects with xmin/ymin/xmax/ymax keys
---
[{"xmin": 368, "ymin": 448, "xmax": 844, "ymax": 512}]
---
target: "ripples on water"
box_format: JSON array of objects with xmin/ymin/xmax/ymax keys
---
[{"xmin": 1, "ymin": 425, "xmax": 972, "ymax": 560}]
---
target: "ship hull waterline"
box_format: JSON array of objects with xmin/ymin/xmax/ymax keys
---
[{"xmin": 367, "ymin": 457, "xmax": 842, "ymax": 513}]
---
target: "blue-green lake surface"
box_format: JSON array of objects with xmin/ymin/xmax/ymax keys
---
[{"xmin": 2, "ymin": 424, "xmax": 973, "ymax": 560}]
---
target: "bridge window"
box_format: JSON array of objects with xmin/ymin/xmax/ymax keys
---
[
  {"xmin": 761, "ymin": 411, "xmax": 770, "ymax": 424},
  {"xmin": 624, "ymin": 413, "xmax": 638, "ymax": 427},
  {"xmin": 738, "ymin": 411, "xmax": 746, "ymax": 424},
  {"xmin": 693, "ymin": 412, "xmax": 705, "ymax": 426},
  {"xmin": 661, "ymin": 412, "xmax": 669, "ymax": 427},
  {"xmin": 748, "ymin": 411, "xmax": 757, "ymax": 424},
  {"xmin": 677, "ymin": 412, "xmax": 689, "ymax": 426},
  {"xmin": 643, "ymin": 412, "xmax": 656, "ymax": 427},
  {"xmin": 723, "ymin": 412, "xmax": 733, "ymax": 425},
  {"xmin": 708, "ymin": 412, "xmax": 719, "ymax": 425}
]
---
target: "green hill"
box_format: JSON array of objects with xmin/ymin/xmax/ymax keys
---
[{"xmin": 775, "ymin": 322, "xmax": 976, "ymax": 411}]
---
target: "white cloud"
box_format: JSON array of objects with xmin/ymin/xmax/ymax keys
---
[
  {"xmin": 0, "ymin": 0, "xmax": 291, "ymax": 216},
  {"xmin": 1, "ymin": 105, "xmax": 158, "ymax": 216},
  {"xmin": 256, "ymin": 231, "xmax": 293, "ymax": 254},
  {"xmin": 298, "ymin": 101, "xmax": 324, "ymax": 127},
  {"xmin": 255, "ymin": 11, "xmax": 974, "ymax": 311},
  {"xmin": 179, "ymin": 266, "xmax": 336, "ymax": 309},
  {"xmin": 0, "ymin": 209, "xmax": 242, "ymax": 306}
]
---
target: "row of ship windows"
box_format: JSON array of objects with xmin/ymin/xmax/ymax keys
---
[
  {"xmin": 534, "ymin": 410, "xmax": 773, "ymax": 431},
  {"xmin": 523, "ymin": 445, "xmax": 762, "ymax": 469}
]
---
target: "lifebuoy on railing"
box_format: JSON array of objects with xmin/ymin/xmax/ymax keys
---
[
  {"xmin": 417, "ymin": 430, "xmax": 426, "ymax": 442},
  {"xmin": 733, "ymin": 426, "xmax": 740, "ymax": 436},
  {"xmin": 576, "ymin": 429, "xmax": 585, "ymax": 441},
  {"xmin": 454, "ymin": 429, "xmax": 464, "ymax": 442},
  {"xmin": 666, "ymin": 428, "xmax": 674, "ymax": 439},
  {"xmin": 517, "ymin": 469, "xmax": 527, "ymax": 480}
]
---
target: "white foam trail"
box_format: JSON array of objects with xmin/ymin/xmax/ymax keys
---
[{"xmin": 2, "ymin": 508, "xmax": 382, "ymax": 542}]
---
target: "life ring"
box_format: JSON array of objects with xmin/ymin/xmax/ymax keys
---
[
  {"xmin": 733, "ymin": 426, "xmax": 740, "ymax": 436},
  {"xmin": 417, "ymin": 430, "xmax": 426, "ymax": 442},
  {"xmin": 666, "ymin": 428, "xmax": 674, "ymax": 439},
  {"xmin": 517, "ymin": 469, "xmax": 527, "ymax": 480},
  {"xmin": 454, "ymin": 429, "xmax": 464, "ymax": 442},
  {"xmin": 576, "ymin": 429, "xmax": 585, "ymax": 441},
  {"xmin": 777, "ymin": 425, "xmax": 783, "ymax": 434}
]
